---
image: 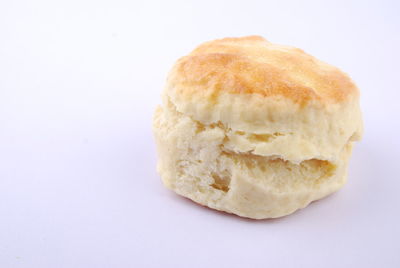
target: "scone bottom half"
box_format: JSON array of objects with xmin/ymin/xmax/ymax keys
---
[{"xmin": 153, "ymin": 36, "xmax": 363, "ymax": 219}]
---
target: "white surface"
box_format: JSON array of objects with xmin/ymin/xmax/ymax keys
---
[{"xmin": 1, "ymin": 0, "xmax": 399, "ymax": 267}]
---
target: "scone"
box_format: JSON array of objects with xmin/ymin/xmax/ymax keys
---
[{"xmin": 153, "ymin": 36, "xmax": 363, "ymax": 219}]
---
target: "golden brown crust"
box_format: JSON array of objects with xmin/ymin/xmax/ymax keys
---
[{"xmin": 168, "ymin": 36, "xmax": 358, "ymax": 104}]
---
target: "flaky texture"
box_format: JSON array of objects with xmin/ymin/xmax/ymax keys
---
[{"xmin": 153, "ymin": 36, "xmax": 363, "ymax": 219}]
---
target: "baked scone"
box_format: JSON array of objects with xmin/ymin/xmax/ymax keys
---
[{"xmin": 153, "ymin": 36, "xmax": 363, "ymax": 219}]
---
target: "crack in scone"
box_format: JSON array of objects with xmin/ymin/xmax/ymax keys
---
[{"xmin": 154, "ymin": 100, "xmax": 349, "ymax": 205}]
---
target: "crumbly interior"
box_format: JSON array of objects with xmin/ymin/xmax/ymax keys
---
[{"xmin": 153, "ymin": 100, "xmax": 353, "ymax": 219}]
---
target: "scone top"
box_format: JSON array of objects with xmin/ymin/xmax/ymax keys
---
[
  {"xmin": 163, "ymin": 36, "xmax": 363, "ymax": 163},
  {"xmin": 168, "ymin": 36, "xmax": 358, "ymax": 104}
]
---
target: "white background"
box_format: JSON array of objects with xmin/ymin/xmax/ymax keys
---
[{"xmin": 1, "ymin": 0, "xmax": 399, "ymax": 267}]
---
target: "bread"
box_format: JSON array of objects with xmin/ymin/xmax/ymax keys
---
[{"xmin": 153, "ymin": 36, "xmax": 363, "ymax": 219}]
